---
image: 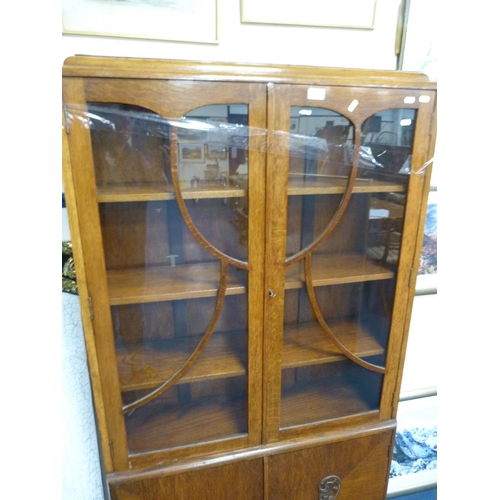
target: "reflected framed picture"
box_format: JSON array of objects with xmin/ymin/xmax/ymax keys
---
[
  {"xmin": 290, "ymin": 118, "xmax": 299, "ymax": 133},
  {"xmin": 205, "ymin": 143, "xmax": 228, "ymax": 160},
  {"xmin": 241, "ymin": 0, "xmax": 377, "ymax": 29},
  {"xmin": 177, "ymin": 128, "xmax": 207, "ymax": 142},
  {"xmin": 62, "ymin": 0, "xmax": 218, "ymax": 44},
  {"xmin": 178, "ymin": 143, "xmax": 205, "ymax": 162}
]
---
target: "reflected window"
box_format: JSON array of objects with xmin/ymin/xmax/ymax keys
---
[
  {"xmin": 290, "ymin": 107, "xmax": 354, "ymax": 178},
  {"xmin": 360, "ymin": 109, "xmax": 417, "ymax": 174}
]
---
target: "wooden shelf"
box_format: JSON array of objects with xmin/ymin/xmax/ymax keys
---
[
  {"xmin": 287, "ymin": 174, "xmax": 406, "ymax": 195},
  {"xmin": 282, "ymin": 320, "xmax": 384, "ymax": 369},
  {"xmin": 107, "ymin": 262, "xmax": 247, "ymax": 305},
  {"xmin": 107, "ymin": 254, "xmax": 393, "ymax": 305},
  {"xmin": 116, "ymin": 320, "xmax": 382, "ymax": 393},
  {"xmin": 280, "ymin": 374, "xmax": 381, "ymax": 429},
  {"xmin": 117, "ymin": 331, "xmax": 247, "ymax": 392},
  {"xmin": 285, "ymin": 254, "xmax": 394, "ymax": 288},
  {"xmin": 95, "ymin": 176, "xmax": 403, "ymax": 202},
  {"xmin": 125, "ymin": 393, "xmax": 248, "ymax": 454},
  {"xmin": 96, "ymin": 182, "xmax": 246, "ymax": 203}
]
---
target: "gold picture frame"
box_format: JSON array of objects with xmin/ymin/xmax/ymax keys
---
[{"xmin": 205, "ymin": 143, "xmax": 228, "ymax": 160}]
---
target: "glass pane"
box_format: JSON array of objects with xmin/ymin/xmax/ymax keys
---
[
  {"xmin": 87, "ymin": 103, "xmax": 170, "ymax": 186},
  {"xmin": 280, "ymin": 107, "xmax": 415, "ymax": 429},
  {"xmin": 287, "ymin": 107, "xmax": 354, "ymax": 257},
  {"xmin": 180, "ymin": 105, "xmax": 250, "ymax": 262},
  {"xmin": 359, "ymin": 109, "xmax": 416, "ymax": 174},
  {"xmin": 115, "ymin": 295, "xmax": 248, "ymax": 453},
  {"xmin": 359, "ymin": 109, "xmax": 416, "ymax": 268},
  {"xmin": 88, "ymin": 103, "xmax": 250, "ymax": 454}
]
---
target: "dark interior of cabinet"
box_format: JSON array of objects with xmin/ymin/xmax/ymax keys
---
[
  {"xmin": 99, "ymin": 199, "xmax": 247, "ymax": 267},
  {"xmin": 280, "ymin": 360, "xmax": 383, "ymax": 428},
  {"xmin": 286, "ymin": 194, "xmax": 369, "ymax": 257},
  {"xmin": 123, "ymin": 375, "xmax": 249, "ymax": 454},
  {"xmin": 280, "ymin": 282, "xmax": 387, "ymax": 428}
]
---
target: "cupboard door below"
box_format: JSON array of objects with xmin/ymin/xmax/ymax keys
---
[
  {"xmin": 267, "ymin": 429, "xmax": 394, "ymax": 500},
  {"xmin": 109, "ymin": 458, "xmax": 264, "ymax": 500}
]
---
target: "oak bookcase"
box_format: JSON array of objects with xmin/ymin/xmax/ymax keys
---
[{"xmin": 62, "ymin": 56, "xmax": 436, "ymax": 500}]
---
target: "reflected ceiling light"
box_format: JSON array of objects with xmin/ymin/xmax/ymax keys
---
[
  {"xmin": 347, "ymin": 100, "xmax": 359, "ymax": 112},
  {"xmin": 400, "ymin": 119, "xmax": 412, "ymax": 126},
  {"xmin": 299, "ymin": 109, "xmax": 312, "ymax": 115}
]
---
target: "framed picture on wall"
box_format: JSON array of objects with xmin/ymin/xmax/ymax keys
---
[
  {"xmin": 241, "ymin": 0, "xmax": 377, "ymax": 29},
  {"xmin": 416, "ymin": 190, "xmax": 437, "ymax": 293},
  {"xmin": 62, "ymin": 0, "xmax": 218, "ymax": 44},
  {"xmin": 387, "ymin": 395, "xmax": 437, "ymax": 496}
]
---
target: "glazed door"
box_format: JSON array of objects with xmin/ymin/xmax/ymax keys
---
[
  {"xmin": 263, "ymin": 83, "xmax": 435, "ymax": 441},
  {"xmin": 63, "ymin": 78, "xmax": 267, "ymax": 470}
]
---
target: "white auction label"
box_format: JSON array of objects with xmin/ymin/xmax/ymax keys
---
[{"xmin": 307, "ymin": 88, "xmax": 326, "ymax": 100}]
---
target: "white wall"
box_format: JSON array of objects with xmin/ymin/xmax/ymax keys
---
[
  {"xmin": 62, "ymin": 293, "xmax": 106, "ymax": 500},
  {"xmin": 397, "ymin": 0, "xmax": 437, "ymax": 400},
  {"xmin": 401, "ymin": 0, "xmax": 436, "ymax": 79},
  {"xmin": 400, "ymin": 294, "xmax": 438, "ymax": 399},
  {"xmin": 62, "ymin": 0, "xmax": 402, "ymax": 70}
]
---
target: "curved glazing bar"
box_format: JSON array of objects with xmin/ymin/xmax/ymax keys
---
[
  {"xmin": 122, "ymin": 260, "xmax": 230, "ymax": 413},
  {"xmin": 285, "ymin": 107, "xmax": 358, "ymax": 263},
  {"xmin": 171, "ymin": 128, "xmax": 249, "ymax": 271},
  {"xmin": 173, "ymin": 105, "xmax": 253, "ymax": 267},
  {"xmin": 304, "ymin": 254, "xmax": 386, "ymax": 374}
]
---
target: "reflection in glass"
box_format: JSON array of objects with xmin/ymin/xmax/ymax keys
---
[
  {"xmin": 359, "ymin": 109, "xmax": 416, "ymax": 174},
  {"xmin": 180, "ymin": 105, "xmax": 250, "ymax": 261},
  {"xmin": 286, "ymin": 107, "xmax": 354, "ymax": 258},
  {"xmin": 88, "ymin": 103, "xmax": 170, "ymax": 186},
  {"xmin": 289, "ymin": 106, "xmax": 354, "ymax": 178},
  {"xmin": 359, "ymin": 109, "xmax": 416, "ymax": 269}
]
